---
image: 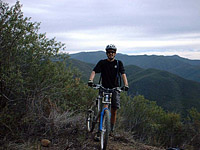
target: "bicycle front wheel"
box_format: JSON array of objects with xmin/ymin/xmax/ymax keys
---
[{"xmin": 100, "ymin": 109, "xmax": 110, "ymax": 150}]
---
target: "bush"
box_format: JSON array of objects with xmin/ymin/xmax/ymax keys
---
[
  {"xmin": 0, "ymin": 1, "xmax": 95, "ymax": 142},
  {"xmin": 119, "ymin": 95, "xmax": 184, "ymax": 147}
]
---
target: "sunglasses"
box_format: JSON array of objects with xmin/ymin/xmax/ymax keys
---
[{"xmin": 106, "ymin": 51, "xmax": 116, "ymax": 54}]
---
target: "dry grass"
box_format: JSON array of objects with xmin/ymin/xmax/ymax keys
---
[{"xmin": 1, "ymin": 110, "xmax": 165, "ymax": 150}]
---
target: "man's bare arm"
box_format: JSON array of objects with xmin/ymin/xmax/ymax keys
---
[
  {"xmin": 121, "ymin": 74, "xmax": 128, "ymax": 86},
  {"xmin": 89, "ymin": 71, "xmax": 96, "ymax": 81}
]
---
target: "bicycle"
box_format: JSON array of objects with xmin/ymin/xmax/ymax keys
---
[{"xmin": 86, "ymin": 84, "xmax": 124, "ymax": 150}]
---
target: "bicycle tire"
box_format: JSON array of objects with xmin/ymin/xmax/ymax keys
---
[
  {"xmin": 100, "ymin": 109, "xmax": 110, "ymax": 150},
  {"xmin": 86, "ymin": 105, "xmax": 97, "ymax": 132}
]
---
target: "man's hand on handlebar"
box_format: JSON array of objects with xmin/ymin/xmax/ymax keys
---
[
  {"xmin": 88, "ymin": 80, "xmax": 93, "ymax": 87},
  {"xmin": 122, "ymin": 85, "xmax": 129, "ymax": 91}
]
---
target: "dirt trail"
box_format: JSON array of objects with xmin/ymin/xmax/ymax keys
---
[
  {"xmin": 52, "ymin": 115, "xmax": 165, "ymax": 150},
  {"xmin": 83, "ymin": 130, "xmax": 164, "ymax": 150},
  {"xmin": 107, "ymin": 136, "xmax": 163, "ymax": 150}
]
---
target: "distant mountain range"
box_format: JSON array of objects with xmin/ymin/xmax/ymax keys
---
[
  {"xmin": 69, "ymin": 52, "xmax": 200, "ymax": 114},
  {"xmin": 70, "ymin": 51, "xmax": 200, "ymax": 82},
  {"xmin": 125, "ymin": 65, "xmax": 200, "ymax": 114}
]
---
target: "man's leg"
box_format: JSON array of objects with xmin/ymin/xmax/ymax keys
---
[
  {"xmin": 111, "ymin": 107, "xmax": 117, "ymax": 132},
  {"xmin": 110, "ymin": 90, "xmax": 120, "ymax": 135}
]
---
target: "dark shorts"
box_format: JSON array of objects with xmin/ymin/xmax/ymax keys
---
[
  {"xmin": 111, "ymin": 90, "xmax": 120, "ymax": 109},
  {"xmin": 99, "ymin": 89, "xmax": 121, "ymax": 109}
]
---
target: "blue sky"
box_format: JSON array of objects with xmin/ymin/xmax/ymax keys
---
[{"xmin": 6, "ymin": 0, "xmax": 200, "ymax": 59}]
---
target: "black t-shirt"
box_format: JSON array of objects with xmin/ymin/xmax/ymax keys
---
[{"xmin": 93, "ymin": 59, "xmax": 125, "ymax": 88}]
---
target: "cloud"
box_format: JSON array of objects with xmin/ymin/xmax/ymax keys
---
[{"xmin": 5, "ymin": 0, "xmax": 200, "ymax": 59}]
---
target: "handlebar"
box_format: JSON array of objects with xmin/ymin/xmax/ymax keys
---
[{"xmin": 91, "ymin": 84, "xmax": 125, "ymax": 93}]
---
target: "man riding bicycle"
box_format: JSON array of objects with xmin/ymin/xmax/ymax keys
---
[{"xmin": 88, "ymin": 44, "xmax": 129, "ymax": 140}]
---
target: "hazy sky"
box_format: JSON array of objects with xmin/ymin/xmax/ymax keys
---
[{"xmin": 5, "ymin": 0, "xmax": 200, "ymax": 59}]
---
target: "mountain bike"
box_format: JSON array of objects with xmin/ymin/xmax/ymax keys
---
[{"xmin": 86, "ymin": 84, "xmax": 124, "ymax": 150}]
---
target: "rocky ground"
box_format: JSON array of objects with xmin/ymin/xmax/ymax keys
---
[{"xmin": 1, "ymin": 115, "xmax": 165, "ymax": 150}]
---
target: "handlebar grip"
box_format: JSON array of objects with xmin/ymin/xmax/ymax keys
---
[{"xmin": 121, "ymin": 86, "xmax": 129, "ymax": 91}]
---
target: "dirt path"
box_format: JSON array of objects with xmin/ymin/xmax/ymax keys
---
[
  {"xmin": 108, "ymin": 136, "xmax": 162, "ymax": 150},
  {"xmin": 54, "ymin": 115, "xmax": 165, "ymax": 150},
  {"xmin": 83, "ymin": 131, "xmax": 164, "ymax": 150}
]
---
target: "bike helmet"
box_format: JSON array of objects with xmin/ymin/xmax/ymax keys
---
[{"xmin": 105, "ymin": 44, "xmax": 117, "ymax": 52}]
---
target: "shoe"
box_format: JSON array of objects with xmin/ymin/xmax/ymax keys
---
[
  {"xmin": 110, "ymin": 123, "xmax": 115, "ymax": 136},
  {"xmin": 94, "ymin": 132, "xmax": 100, "ymax": 141},
  {"xmin": 109, "ymin": 130, "xmax": 114, "ymax": 137}
]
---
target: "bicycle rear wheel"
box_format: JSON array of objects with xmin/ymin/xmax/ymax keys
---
[
  {"xmin": 86, "ymin": 105, "xmax": 97, "ymax": 132},
  {"xmin": 100, "ymin": 109, "xmax": 110, "ymax": 150}
]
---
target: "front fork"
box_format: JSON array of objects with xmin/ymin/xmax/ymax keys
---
[{"xmin": 99, "ymin": 106, "xmax": 111, "ymax": 131}]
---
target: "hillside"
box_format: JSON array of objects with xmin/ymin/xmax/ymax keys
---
[
  {"xmin": 69, "ymin": 58, "xmax": 94, "ymax": 81},
  {"xmin": 126, "ymin": 65, "xmax": 200, "ymax": 113},
  {"xmin": 70, "ymin": 51, "xmax": 200, "ymax": 82},
  {"xmin": 69, "ymin": 58, "xmax": 200, "ymax": 113},
  {"xmin": 68, "ymin": 59, "xmax": 100, "ymax": 83}
]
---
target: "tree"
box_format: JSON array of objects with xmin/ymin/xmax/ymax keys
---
[
  {"xmin": 0, "ymin": 0, "xmax": 64, "ymax": 108},
  {"xmin": 0, "ymin": 0, "xmax": 85, "ymax": 139},
  {"xmin": 183, "ymin": 108, "xmax": 200, "ymax": 149}
]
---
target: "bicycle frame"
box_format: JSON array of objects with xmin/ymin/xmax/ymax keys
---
[
  {"xmin": 92, "ymin": 84, "xmax": 121, "ymax": 130},
  {"xmin": 86, "ymin": 84, "xmax": 124, "ymax": 150}
]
